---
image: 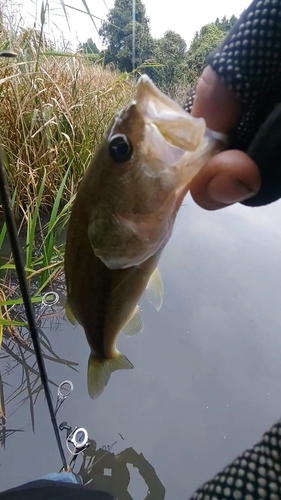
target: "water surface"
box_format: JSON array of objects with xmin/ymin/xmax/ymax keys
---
[{"xmin": 1, "ymin": 195, "xmax": 281, "ymax": 499}]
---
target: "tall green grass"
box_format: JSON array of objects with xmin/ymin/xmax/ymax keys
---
[{"xmin": 0, "ymin": 0, "xmax": 135, "ymax": 342}]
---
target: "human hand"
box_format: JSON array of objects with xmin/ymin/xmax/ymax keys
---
[{"xmin": 189, "ymin": 66, "xmax": 261, "ymax": 210}]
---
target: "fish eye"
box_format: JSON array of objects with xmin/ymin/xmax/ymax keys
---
[{"xmin": 109, "ymin": 134, "xmax": 133, "ymax": 163}]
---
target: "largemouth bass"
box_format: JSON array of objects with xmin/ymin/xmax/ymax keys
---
[{"xmin": 64, "ymin": 75, "xmax": 225, "ymax": 399}]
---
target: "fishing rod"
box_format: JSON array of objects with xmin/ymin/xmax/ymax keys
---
[
  {"xmin": 0, "ymin": 49, "xmax": 91, "ymax": 475},
  {"xmin": 0, "ymin": 51, "xmax": 67, "ymax": 470},
  {"xmin": 0, "ymin": 150, "xmax": 68, "ymax": 471}
]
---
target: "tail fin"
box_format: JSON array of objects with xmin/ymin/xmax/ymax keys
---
[{"xmin": 87, "ymin": 352, "xmax": 134, "ymax": 400}]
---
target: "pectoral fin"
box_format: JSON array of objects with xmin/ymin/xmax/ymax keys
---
[{"xmin": 146, "ymin": 267, "xmax": 164, "ymax": 312}]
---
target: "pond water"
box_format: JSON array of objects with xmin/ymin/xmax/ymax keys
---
[{"xmin": 1, "ymin": 194, "xmax": 281, "ymax": 500}]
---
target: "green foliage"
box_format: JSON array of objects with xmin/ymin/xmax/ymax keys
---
[
  {"xmin": 0, "ymin": 52, "xmax": 133, "ymax": 214},
  {"xmin": 183, "ymin": 14, "xmax": 238, "ymax": 88},
  {"xmin": 97, "ymin": 0, "xmax": 240, "ymax": 96},
  {"xmin": 214, "ymin": 14, "xmax": 238, "ymax": 33},
  {"xmin": 185, "ymin": 23, "xmax": 226, "ymax": 86},
  {"xmin": 150, "ymin": 30, "xmax": 187, "ymax": 93},
  {"xmin": 79, "ymin": 38, "xmax": 99, "ymax": 54},
  {"xmin": 99, "ymin": 0, "xmax": 154, "ymax": 72},
  {"xmin": 78, "ymin": 37, "xmax": 100, "ymax": 63}
]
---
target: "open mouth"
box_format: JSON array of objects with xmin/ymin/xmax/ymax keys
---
[{"xmin": 135, "ymin": 74, "xmax": 207, "ymax": 152}]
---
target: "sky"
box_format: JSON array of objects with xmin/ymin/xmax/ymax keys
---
[{"xmin": 21, "ymin": 0, "xmax": 252, "ymax": 51}]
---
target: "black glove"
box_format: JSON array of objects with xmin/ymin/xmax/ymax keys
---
[{"xmin": 184, "ymin": 0, "xmax": 281, "ymax": 207}]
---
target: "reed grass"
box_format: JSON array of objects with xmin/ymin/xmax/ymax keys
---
[
  {"xmin": 0, "ymin": 0, "xmax": 135, "ymax": 340},
  {"xmin": 0, "ymin": 39, "xmax": 134, "ymax": 213}
]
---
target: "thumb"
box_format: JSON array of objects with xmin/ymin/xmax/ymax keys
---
[
  {"xmin": 191, "ymin": 65, "xmax": 243, "ymax": 133},
  {"xmin": 188, "ymin": 66, "xmax": 261, "ymax": 210}
]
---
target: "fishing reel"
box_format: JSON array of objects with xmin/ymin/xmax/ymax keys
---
[
  {"xmin": 59, "ymin": 421, "xmax": 90, "ymax": 454},
  {"xmin": 55, "ymin": 380, "xmax": 90, "ymax": 470},
  {"xmin": 59, "ymin": 420, "xmax": 90, "ymax": 471}
]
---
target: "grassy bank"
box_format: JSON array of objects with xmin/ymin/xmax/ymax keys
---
[
  {"xmin": 1, "ymin": 55, "xmax": 133, "ymax": 214},
  {"xmin": 0, "ymin": 3, "xmax": 135, "ymax": 345}
]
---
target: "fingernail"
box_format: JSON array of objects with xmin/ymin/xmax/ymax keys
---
[{"xmin": 207, "ymin": 173, "xmax": 257, "ymax": 205}]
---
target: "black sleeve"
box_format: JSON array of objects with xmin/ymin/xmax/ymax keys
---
[
  {"xmin": 184, "ymin": 0, "xmax": 281, "ymax": 207},
  {"xmin": 189, "ymin": 419, "xmax": 281, "ymax": 500},
  {"xmin": 2, "ymin": 419, "xmax": 281, "ymax": 500},
  {"xmin": 0, "ymin": 480, "xmax": 114, "ymax": 500}
]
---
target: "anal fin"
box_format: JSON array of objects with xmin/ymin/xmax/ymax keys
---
[{"xmin": 121, "ymin": 305, "xmax": 144, "ymax": 336}]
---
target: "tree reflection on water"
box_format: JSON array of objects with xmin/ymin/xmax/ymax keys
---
[{"xmin": 78, "ymin": 438, "xmax": 166, "ymax": 500}]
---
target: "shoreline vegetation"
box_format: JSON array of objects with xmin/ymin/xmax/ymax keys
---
[
  {"xmin": 0, "ymin": 3, "xmax": 135, "ymax": 347},
  {"xmin": 0, "ymin": 0, "xmax": 237, "ymax": 344}
]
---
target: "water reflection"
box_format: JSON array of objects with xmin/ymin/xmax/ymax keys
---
[
  {"xmin": 0, "ymin": 301, "xmax": 78, "ymax": 438},
  {"xmin": 79, "ymin": 439, "xmax": 165, "ymax": 500},
  {"xmin": 1, "ymin": 196, "xmax": 281, "ymax": 498},
  {"xmin": 0, "ymin": 426, "xmax": 23, "ymax": 449}
]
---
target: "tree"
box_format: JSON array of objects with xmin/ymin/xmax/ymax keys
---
[
  {"xmin": 185, "ymin": 23, "xmax": 226, "ymax": 85},
  {"xmin": 78, "ymin": 37, "xmax": 100, "ymax": 63},
  {"xmin": 113, "ymin": 20, "xmax": 154, "ymax": 71},
  {"xmin": 151, "ymin": 30, "xmax": 187, "ymax": 91},
  {"xmin": 214, "ymin": 15, "xmax": 238, "ymax": 34},
  {"xmin": 80, "ymin": 38, "xmax": 99, "ymax": 55},
  {"xmin": 158, "ymin": 30, "xmax": 186, "ymax": 83},
  {"xmin": 147, "ymin": 16, "xmax": 239, "ymax": 94},
  {"xmin": 99, "ymin": 0, "xmax": 154, "ymax": 72}
]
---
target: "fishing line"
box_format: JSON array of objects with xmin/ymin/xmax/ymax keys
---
[
  {"xmin": 132, "ymin": 0, "xmax": 136, "ymax": 77},
  {"xmin": 0, "ymin": 151, "xmax": 68, "ymax": 471}
]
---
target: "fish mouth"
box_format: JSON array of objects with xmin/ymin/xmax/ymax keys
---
[{"xmin": 135, "ymin": 74, "xmax": 208, "ymax": 153}]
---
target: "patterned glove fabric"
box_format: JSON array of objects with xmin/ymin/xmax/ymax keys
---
[
  {"xmin": 184, "ymin": 0, "xmax": 281, "ymax": 207},
  {"xmin": 190, "ymin": 419, "xmax": 281, "ymax": 500}
]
